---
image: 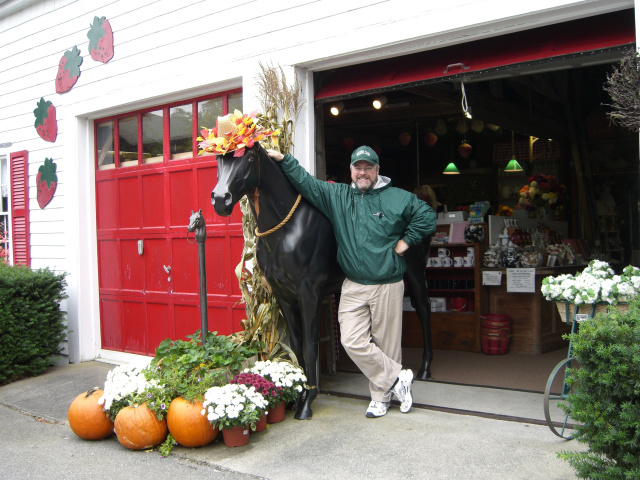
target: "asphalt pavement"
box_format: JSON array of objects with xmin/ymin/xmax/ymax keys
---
[{"xmin": 0, "ymin": 360, "xmax": 586, "ymax": 480}]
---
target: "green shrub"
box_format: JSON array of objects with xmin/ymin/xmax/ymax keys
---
[
  {"xmin": 0, "ymin": 263, "xmax": 68, "ymax": 385},
  {"xmin": 558, "ymin": 299, "xmax": 640, "ymax": 479}
]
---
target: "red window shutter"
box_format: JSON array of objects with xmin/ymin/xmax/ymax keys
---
[{"xmin": 10, "ymin": 150, "xmax": 30, "ymax": 266}]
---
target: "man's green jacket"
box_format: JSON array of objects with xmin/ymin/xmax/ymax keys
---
[{"xmin": 280, "ymin": 154, "xmax": 436, "ymax": 285}]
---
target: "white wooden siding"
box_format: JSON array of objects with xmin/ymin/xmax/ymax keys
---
[{"xmin": 0, "ymin": 0, "xmax": 632, "ymax": 362}]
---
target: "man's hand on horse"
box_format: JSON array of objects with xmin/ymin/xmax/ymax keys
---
[{"xmin": 267, "ymin": 149, "xmax": 285, "ymax": 162}]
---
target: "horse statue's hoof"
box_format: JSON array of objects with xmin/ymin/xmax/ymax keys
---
[
  {"xmin": 416, "ymin": 365, "xmax": 432, "ymax": 381},
  {"xmin": 293, "ymin": 387, "xmax": 317, "ymax": 420}
]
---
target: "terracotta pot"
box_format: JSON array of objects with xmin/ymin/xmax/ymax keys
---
[
  {"xmin": 267, "ymin": 401, "xmax": 286, "ymax": 424},
  {"xmin": 222, "ymin": 425, "xmax": 250, "ymax": 447},
  {"xmin": 253, "ymin": 413, "xmax": 267, "ymax": 432}
]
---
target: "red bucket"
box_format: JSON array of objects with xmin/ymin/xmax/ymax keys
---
[{"xmin": 449, "ymin": 297, "xmax": 467, "ymax": 312}]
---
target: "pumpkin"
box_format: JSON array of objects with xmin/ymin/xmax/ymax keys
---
[
  {"xmin": 114, "ymin": 403, "xmax": 168, "ymax": 450},
  {"xmin": 68, "ymin": 387, "xmax": 114, "ymax": 440},
  {"xmin": 167, "ymin": 397, "xmax": 218, "ymax": 448}
]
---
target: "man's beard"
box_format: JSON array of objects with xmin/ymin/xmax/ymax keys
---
[{"xmin": 356, "ymin": 178, "xmax": 374, "ymax": 192}]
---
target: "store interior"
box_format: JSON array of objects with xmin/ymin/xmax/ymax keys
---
[
  {"xmin": 315, "ymin": 47, "xmax": 639, "ymax": 391},
  {"xmin": 317, "ymin": 60, "xmax": 639, "ymax": 267}
]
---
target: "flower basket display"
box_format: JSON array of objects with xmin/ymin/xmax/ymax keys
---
[
  {"xmin": 554, "ymin": 301, "xmax": 629, "ymax": 324},
  {"xmin": 542, "ymin": 260, "xmax": 639, "ymax": 323}
]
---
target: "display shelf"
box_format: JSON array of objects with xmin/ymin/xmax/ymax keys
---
[{"xmin": 402, "ymin": 242, "xmax": 488, "ymax": 352}]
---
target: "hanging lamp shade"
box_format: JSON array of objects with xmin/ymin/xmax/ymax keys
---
[
  {"xmin": 443, "ymin": 162, "xmax": 460, "ymax": 174},
  {"xmin": 504, "ymin": 157, "xmax": 523, "ymax": 172}
]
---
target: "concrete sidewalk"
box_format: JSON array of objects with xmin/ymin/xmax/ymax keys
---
[{"xmin": 0, "ymin": 361, "xmax": 585, "ymax": 480}]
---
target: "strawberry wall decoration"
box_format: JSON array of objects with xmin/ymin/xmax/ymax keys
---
[
  {"xmin": 87, "ymin": 16, "xmax": 114, "ymax": 63},
  {"xmin": 36, "ymin": 158, "xmax": 58, "ymax": 209},
  {"xmin": 55, "ymin": 46, "xmax": 83, "ymax": 93},
  {"xmin": 34, "ymin": 98, "xmax": 57, "ymax": 143}
]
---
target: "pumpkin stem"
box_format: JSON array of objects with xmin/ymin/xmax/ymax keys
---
[{"xmin": 85, "ymin": 386, "xmax": 100, "ymax": 397}]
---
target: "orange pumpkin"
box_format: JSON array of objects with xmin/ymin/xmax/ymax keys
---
[
  {"xmin": 114, "ymin": 403, "xmax": 168, "ymax": 450},
  {"xmin": 68, "ymin": 387, "xmax": 114, "ymax": 440},
  {"xmin": 167, "ymin": 397, "xmax": 218, "ymax": 448}
]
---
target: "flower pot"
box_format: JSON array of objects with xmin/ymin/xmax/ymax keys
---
[
  {"xmin": 253, "ymin": 413, "xmax": 267, "ymax": 432},
  {"xmin": 267, "ymin": 401, "xmax": 286, "ymax": 424},
  {"xmin": 222, "ymin": 425, "xmax": 250, "ymax": 447}
]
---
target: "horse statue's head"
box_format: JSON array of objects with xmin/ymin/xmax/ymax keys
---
[{"xmin": 211, "ymin": 144, "xmax": 263, "ymax": 216}]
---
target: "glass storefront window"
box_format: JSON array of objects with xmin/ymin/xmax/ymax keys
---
[
  {"xmin": 228, "ymin": 93, "xmax": 243, "ymax": 113},
  {"xmin": 143, "ymin": 109, "xmax": 163, "ymax": 164},
  {"xmin": 170, "ymin": 104, "xmax": 193, "ymax": 159},
  {"xmin": 197, "ymin": 98, "xmax": 223, "ymax": 156},
  {"xmin": 118, "ymin": 116, "xmax": 138, "ymax": 167},
  {"xmin": 96, "ymin": 121, "xmax": 114, "ymax": 169}
]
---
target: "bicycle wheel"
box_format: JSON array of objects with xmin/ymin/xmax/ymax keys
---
[{"xmin": 543, "ymin": 357, "xmax": 579, "ymax": 439}]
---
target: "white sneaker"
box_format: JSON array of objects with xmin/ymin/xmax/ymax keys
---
[
  {"xmin": 365, "ymin": 400, "xmax": 390, "ymax": 418},
  {"xmin": 391, "ymin": 369, "xmax": 413, "ymax": 413}
]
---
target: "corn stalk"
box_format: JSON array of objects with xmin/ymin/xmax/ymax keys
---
[{"xmin": 236, "ymin": 63, "xmax": 305, "ymax": 361}]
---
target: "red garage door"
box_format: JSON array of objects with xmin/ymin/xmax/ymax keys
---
[{"xmin": 95, "ymin": 91, "xmax": 246, "ymax": 355}]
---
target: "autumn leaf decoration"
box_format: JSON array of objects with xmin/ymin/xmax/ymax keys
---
[{"xmin": 197, "ymin": 110, "xmax": 280, "ymax": 158}]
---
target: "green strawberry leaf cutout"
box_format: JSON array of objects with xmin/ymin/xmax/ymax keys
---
[
  {"xmin": 33, "ymin": 97, "xmax": 52, "ymax": 128},
  {"xmin": 63, "ymin": 45, "xmax": 83, "ymax": 79},
  {"xmin": 38, "ymin": 158, "xmax": 58, "ymax": 188},
  {"xmin": 87, "ymin": 16, "xmax": 107, "ymax": 52}
]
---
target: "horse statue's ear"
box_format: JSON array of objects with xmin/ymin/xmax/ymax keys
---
[
  {"xmin": 191, "ymin": 210, "xmax": 195, "ymax": 214},
  {"xmin": 198, "ymin": 209, "xmax": 202, "ymax": 214}
]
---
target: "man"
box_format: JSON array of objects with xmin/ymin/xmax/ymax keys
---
[{"xmin": 267, "ymin": 145, "xmax": 436, "ymax": 418}]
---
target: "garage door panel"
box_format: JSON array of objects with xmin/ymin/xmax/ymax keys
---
[
  {"xmin": 123, "ymin": 301, "xmax": 147, "ymax": 354},
  {"xmin": 147, "ymin": 301, "xmax": 174, "ymax": 350},
  {"xmin": 141, "ymin": 173, "xmax": 165, "ymax": 228},
  {"xmin": 98, "ymin": 239, "xmax": 119, "ymax": 289},
  {"xmin": 205, "ymin": 236, "xmax": 228, "ymax": 295},
  {"xmin": 119, "ymin": 177, "xmax": 142, "ymax": 228},
  {"xmin": 144, "ymin": 238, "xmax": 171, "ymax": 293},
  {"xmin": 96, "ymin": 180, "xmax": 117, "ymax": 230},
  {"xmin": 174, "ymin": 303, "xmax": 200, "ymax": 340},
  {"xmin": 121, "ymin": 239, "xmax": 144, "ymax": 291},
  {"xmin": 171, "ymin": 236, "xmax": 199, "ymax": 294},
  {"xmin": 169, "ymin": 170, "xmax": 193, "ymax": 227},
  {"xmin": 100, "ymin": 298, "xmax": 122, "ymax": 351}
]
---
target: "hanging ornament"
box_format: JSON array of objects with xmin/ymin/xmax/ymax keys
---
[
  {"xmin": 470, "ymin": 119, "xmax": 484, "ymax": 133},
  {"xmin": 342, "ymin": 137, "xmax": 354, "ymax": 151},
  {"xmin": 34, "ymin": 98, "xmax": 58, "ymax": 143},
  {"xmin": 424, "ymin": 131, "xmax": 438, "ymax": 147},
  {"xmin": 455, "ymin": 118, "xmax": 468, "ymax": 135},
  {"xmin": 36, "ymin": 158, "xmax": 58, "ymax": 209},
  {"xmin": 398, "ymin": 132, "xmax": 411, "ymax": 146},
  {"xmin": 458, "ymin": 142, "xmax": 472, "ymax": 158},
  {"xmin": 434, "ymin": 118, "xmax": 447, "ymax": 136}
]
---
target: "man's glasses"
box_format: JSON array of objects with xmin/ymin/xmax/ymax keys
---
[{"xmin": 352, "ymin": 165, "xmax": 377, "ymax": 173}]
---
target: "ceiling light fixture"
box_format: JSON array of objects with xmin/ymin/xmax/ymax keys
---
[
  {"xmin": 372, "ymin": 96, "xmax": 387, "ymax": 110},
  {"xmin": 504, "ymin": 130, "xmax": 523, "ymax": 173},
  {"xmin": 443, "ymin": 162, "xmax": 460, "ymax": 174},
  {"xmin": 330, "ymin": 102, "xmax": 344, "ymax": 116}
]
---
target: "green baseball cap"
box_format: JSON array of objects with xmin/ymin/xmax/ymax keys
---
[{"xmin": 350, "ymin": 145, "xmax": 379, "ymax": 165}]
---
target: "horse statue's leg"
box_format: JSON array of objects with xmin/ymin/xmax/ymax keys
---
[
  {"xmin": 404, "ymin": 236, "xmax": 433, "ymax": 380},
  {"xmin": 291, "ymin": 280, "xmax": 323, "ymax": 420}
]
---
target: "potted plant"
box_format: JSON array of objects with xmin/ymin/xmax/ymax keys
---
[
  {"xmin": 201, "ymin": 383, "xmax": 269, "ymax": 447},
  {"xmin": 230, "ymin": 372, "xmax": 281, "ymax": 430},
  {"xmin": 149, "ymin": 330, "xmax": 262, "ymax": 453},
  {"xmin": 541, "ymin": 260, "xmax": 640, "ymax": 322},
  {"xmin": 245, "ymin": 360, "xmax": 307, "ymax": 423}
]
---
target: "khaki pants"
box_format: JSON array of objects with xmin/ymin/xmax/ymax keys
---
[{"xmin": 338, "ymin": 278, "xmax": 404, "ymax": 402}]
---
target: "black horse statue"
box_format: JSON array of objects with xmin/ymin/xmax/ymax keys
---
[{"xmin": 211, "ymin": 144, "xmax": 432, "ymax": 420}]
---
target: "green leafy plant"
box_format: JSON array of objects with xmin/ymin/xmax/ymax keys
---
[
  {"xmin": 558, "ymin": 298, "xmax": 640, "ymax": 478},
  {"xmin": 0, "ymin": 265, "xmax": 67, "ymax": 385},
  {"xmin": 149, "ymin": 330, "xmax": 262, "ymax": 402}
]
